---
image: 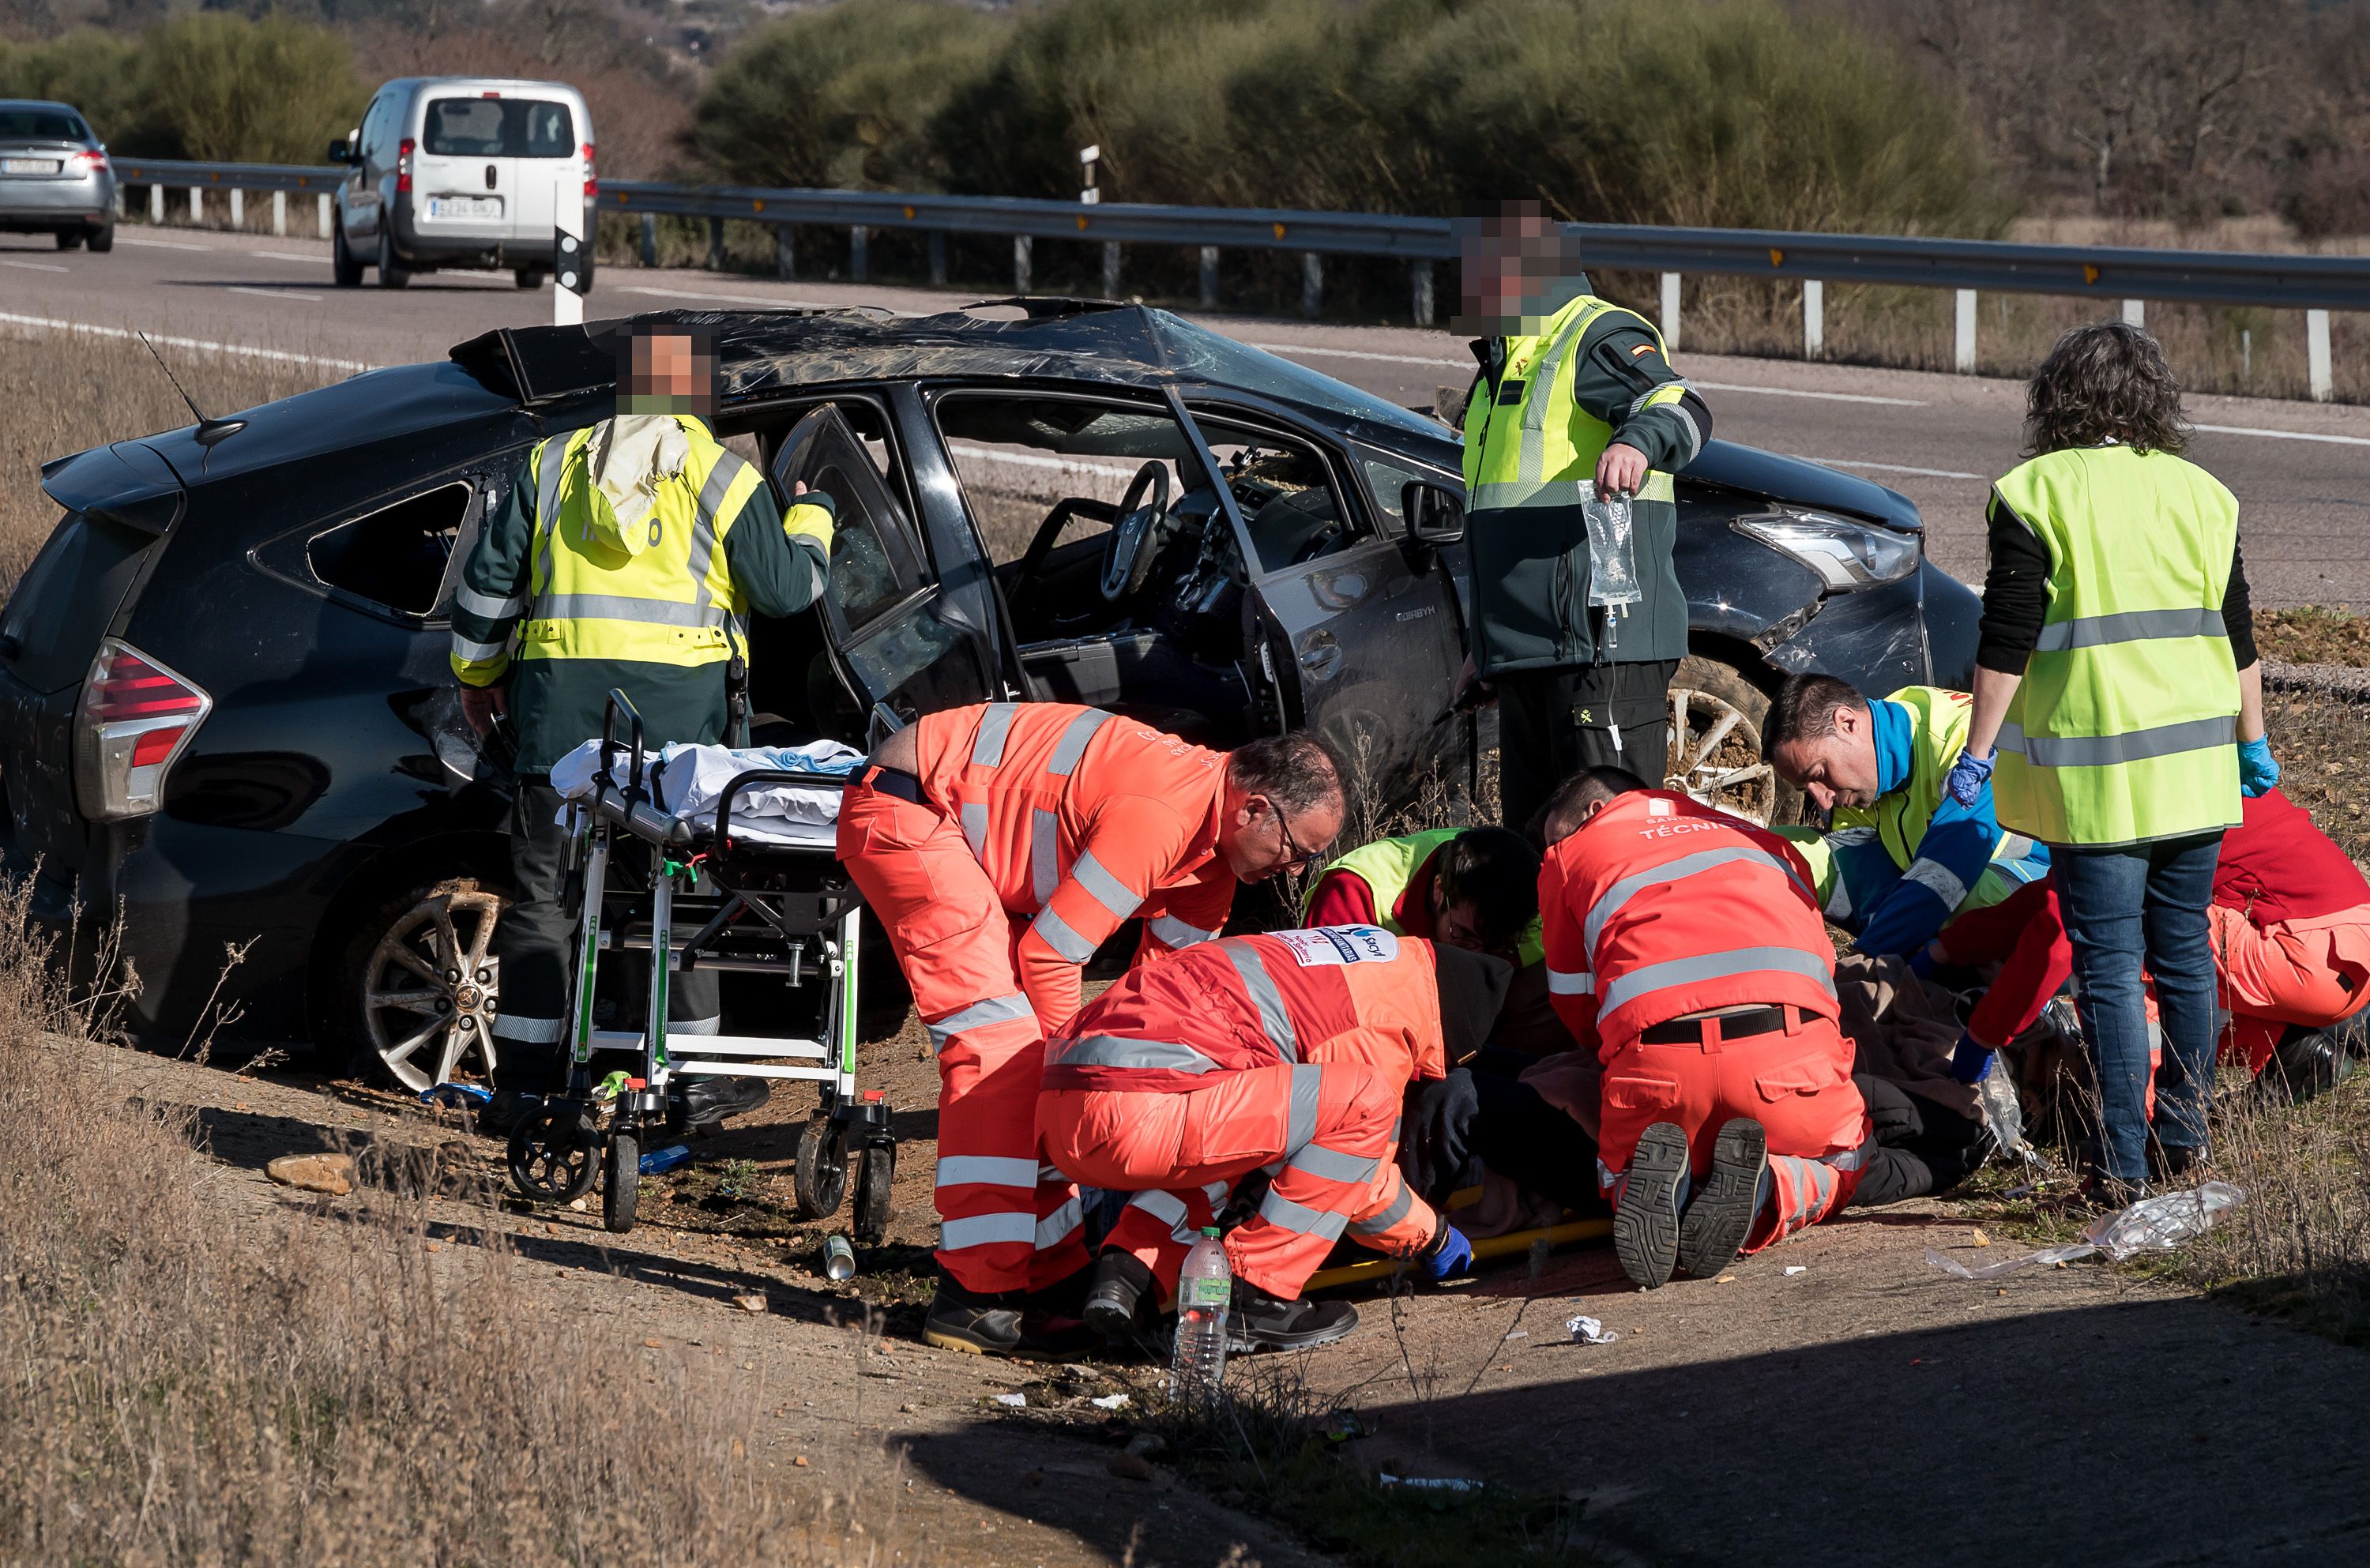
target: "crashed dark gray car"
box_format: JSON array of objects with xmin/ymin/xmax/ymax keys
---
[{"xmin": 0, "ymin": 299, "xmax": 1978, "ymax": 1079}]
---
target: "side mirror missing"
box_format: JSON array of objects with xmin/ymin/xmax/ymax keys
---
[{"xmin": 1401, "ymin": 480, "xmax": 1465, "ymax": 546}]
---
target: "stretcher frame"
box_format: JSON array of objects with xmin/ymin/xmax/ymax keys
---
[{"xmin": 506, "ymin": 690, "xmax": 894, "ymax": 1236}]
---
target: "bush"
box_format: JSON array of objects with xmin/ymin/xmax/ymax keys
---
[{"xmin": 2279, "ymin": 144, "xmax": 2370, "ymax": 241}]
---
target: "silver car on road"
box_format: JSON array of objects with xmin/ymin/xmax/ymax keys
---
[{"xmin": 0, "ymin": 100, "xmax": 113, "ymax": 251}]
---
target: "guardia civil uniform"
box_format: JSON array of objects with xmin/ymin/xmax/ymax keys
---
[
  {"xmin": 1462, "ymin": 282, "xmax": 1713, "ymax": 830},
  {"xmin": 450, "ymin": 412, "xmax": 834, "ymax": 1089}
]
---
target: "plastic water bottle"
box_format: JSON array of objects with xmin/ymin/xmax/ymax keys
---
[{"xmin": 1169, "ymin": 1227, "xmax": 1232, "ymax": 1408}]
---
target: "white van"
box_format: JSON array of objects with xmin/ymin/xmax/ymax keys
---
[{"xmin": 329, "ymin": 77, "xmax": 593, "ymax": 291}]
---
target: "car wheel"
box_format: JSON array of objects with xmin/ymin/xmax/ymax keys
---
[
  {"xmin": 334, "ymin": 877, "xmax": 506, "ymax": 1090},
  {"xmin": 85, "ymin": 223, "xmax": 111, "ymax": 254},
  {"xmin": 514, "ymin": 266, "xmax": 547, "ymax": 289},
  {"xmin": 378, "ymin": 227, "xmax": 411, "ymax": 288},
  {"xmin": 1663, "ymin": 654, "xmax": 1800, "ymax": 828},
  {"xmin": 55, "ymin": 229, "xmax": 82, "ymax": 251},
  {"xmin": 331, "ymin": 221, "xmax": 362, "ymax": 287}
]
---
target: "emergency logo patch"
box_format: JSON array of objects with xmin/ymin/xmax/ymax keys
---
[{"xmin": 1273, "ymin": 925, "xmax": 1399, "ymax": 966}]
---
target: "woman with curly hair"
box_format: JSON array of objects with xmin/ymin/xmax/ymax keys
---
[{"xmin": 1947, "ymin": 321, "xmax": 2272, "ymax": 1200}]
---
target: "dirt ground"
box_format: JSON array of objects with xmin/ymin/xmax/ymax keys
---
[{"xmin": 93, "ymin": 991, "xmax": 2370, "ymax": 1568}]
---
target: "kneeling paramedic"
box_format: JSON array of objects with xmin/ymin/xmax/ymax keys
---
[
  {"xmin": 839, "ymin": 704, "xmax": 1346, "ymax": 1355},
  {"xmin": 1539, "ymin": 768, "xmax": 1900, "ymax": 1288},
  {"xmin": 453, "ymin": 323, "xmax": 833, "ymax": 1130},
  {"xmin": 1038, "ymin": 928, "xmax": 1513, "ymax": 1351}
]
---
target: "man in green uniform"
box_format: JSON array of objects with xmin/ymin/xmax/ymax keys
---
[
  {"xmin": 1455, "ymin": 202, "xmax": 1714, "ymax": 832},
  {"xmin": 450, "ymin": 323, "xmax": 835, "ymax": 1126}
]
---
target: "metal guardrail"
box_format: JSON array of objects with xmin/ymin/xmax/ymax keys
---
[{"xmin": 112, "ymin": 159, "xmax": 2367, "ymax": 396}]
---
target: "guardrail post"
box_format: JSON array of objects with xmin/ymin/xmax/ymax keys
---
[
  {"xmin": 1014, "ymin": 235, "xmax": 1032, "ymax": 291},
  {"xmin": 1803, "ymin": 279, "xmax": 1824, "ymax": 359},
  {"xmin": 1954, "ymin": 289, "xmax": 1977, "ymax": 373},
  {"xmin": 1412, "ymin": 260, "xmax": 1434, "ymax": 327},
  {"xmin": 228, "ymin": 188, "xmax": 242, "ymax": 228},
  {"xmin": 2123, "ymin": 299, "xmax": 2145, "ymax": 328},
  {"xmin": 316, "ymin": 193, "xmax": 330, "ymax": 239},
  {"xmin": 852, "ymin": 225, "xmax": 870, "ymax": 283},
  {"xmin": 271, "ymin": 190, "xmax": 286, "ymax": 237},
  {"xmin": 114, "ymin": 186, "xmax": 125, "ymax": 220},
  {"xmin": 707, "ymin": 216, "xmax": 725, "ymax": 272},
  {"xmin": 775, "ymin": 223, "xmax": 794, "ymax": 280},
  {"xmin": 1660, "ymin": 273, "xmax": 1681, "ymax": 350},
  {"xmin": 1101, "ymin": 240, "xmax": 1120, "ymax": 299},
  {"xmin": 187, "ymin": 186, "xmax": 201, "ymax": 224},
  {"xmin": 2309, "ymin": 310, "xmax": 2334, "ymax": 401},
  {"xmin": 149, "ymin": 184, "xmax": 164, "ymax": 224},
  {"xmin": 639, "ymin": 212, "xmax": 656, "ymax": 267},
  {"xmin": 928, "ymin": 231, "xmax": 947, "ymax": 287},
  {"xmin": 1300, "ymin": 253, "xmax": 1322, "ymax": 318},
  {"xmin": 1199, "ymin": 246, "xmax": 1220, "ymax": 309}
]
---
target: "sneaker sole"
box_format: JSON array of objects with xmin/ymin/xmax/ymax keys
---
[
  {"xmin": 1677, "ymin": 1118, "xmax": 1767, "ymax": 1280},
  {"xmin": 1614, "ymin": 1122, "xmax": 1688, "ymax": 1290}
]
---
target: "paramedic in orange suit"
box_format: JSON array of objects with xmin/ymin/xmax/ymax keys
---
[{"xmin": 837, "ymin": 702, "xmax": 1346, "ymax": 1355}]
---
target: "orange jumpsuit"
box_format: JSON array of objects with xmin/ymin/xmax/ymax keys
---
[
  {"xmin": 1038, "ymin": 928, "xmax": 1443, "ymax": 1301},
  {"xmin": 1541, "ymin": 790, "xmax": 1872, "ymax": 1252},
  {"xmin": 837, "ymin": 701, "xmax": 1238, "ymax": 1296}
]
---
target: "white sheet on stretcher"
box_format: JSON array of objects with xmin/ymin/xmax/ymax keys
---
[{"xmin": 547, "ymin": 739, "xmax": 863, "ymax": 847}]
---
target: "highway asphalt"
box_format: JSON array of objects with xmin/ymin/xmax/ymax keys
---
[{"xmin": 6, "ymin": 225, "xmax": 2366, "ymax": 605}]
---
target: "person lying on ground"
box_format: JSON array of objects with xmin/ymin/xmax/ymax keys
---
[{"xmin": 1038, "ymin": 928, "xmax": 1511, "ymax": 1354}]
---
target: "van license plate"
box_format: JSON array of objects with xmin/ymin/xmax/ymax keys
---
[
  {"xmin": 429, "ymin": 197, "xmax": 500, "ymax": 220},
  {"xmin": 1, "ymin": 158, "xmax": 61, "ymax": 175}
]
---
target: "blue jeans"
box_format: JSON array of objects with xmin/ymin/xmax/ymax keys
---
[{"xmin": 2052, "ymin": 833, "xmax": 2224, "ymax": 1181}]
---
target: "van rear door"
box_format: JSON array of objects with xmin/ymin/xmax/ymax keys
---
[
  {"xmin": 412, "ymin": 92, "xmax": 514, "ymax": 246},
  {"xmin": 503, "ymin": 96, "xmax": 581, "ymax": 243}
]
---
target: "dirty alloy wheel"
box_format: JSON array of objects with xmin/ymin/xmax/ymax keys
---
[
  {"xmin": 346, "ymin": 878, "xmax": 507, "ymax": 1091},
  {"xmin": 1663, "ymin": 655, "xmax": 1796, "ymax": 828}
]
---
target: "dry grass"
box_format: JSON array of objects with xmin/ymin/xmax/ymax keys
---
[
  {"xmin": 2182, "ymin": 1077, "xmax": 2370, "ymax": 1344},
  {"xmin": 0, "ymin": 329, "xmax": 341, "ymax": 592},
  {"xmin": 0, "ymin": 882, "xmax": 886, "ymax": 1565}
]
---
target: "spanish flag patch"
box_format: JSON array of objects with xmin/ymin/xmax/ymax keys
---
[{"xmin": 1631, "ymin": 343, "xmax": 1657, "ymax": 358}]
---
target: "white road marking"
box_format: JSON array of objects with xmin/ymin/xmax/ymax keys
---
[
  {"xmin": 1789, "ymin": 453, "xmax": 1983, "ymax": 480},
  {"xmin": 115, "ymin": 235, "xmax": 209, "ymax": 250},
  {"xmin": 228, "ymin": 285, "xmax": 322, "ymax": 302},
  {"xmin": 1247, "ymin": 340, "xmax": 1466, "ymax": 368},
  {"xmin": 0, "ymin": 310, "xmax": 375, "ymax": 374},
  {"xmin": 1695, "ymin": 380, "xmax": 1927, "ymax": 408},
  {"xmin": 2193, "ymin": 422, "xmax": 2370, "ymax": 448},
  {"xmin": 0, "ymin": 259, "xmax": 70, "ymax": 273},
  {"xmin": 254, "ymin": 250, "xmax": 324, "ymax": 265}
]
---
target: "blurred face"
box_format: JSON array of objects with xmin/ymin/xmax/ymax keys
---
[
  {"xmin": 1452, "ymin": 208, "xmax": 1569, "ymax": 337},
  {"xmin": 1770, "ymin": 704, "xmax": 1881, "ymax": 811},
  {"xmin": 626, "ymin": 331, "xmax": 710, "ymax": 408},
  {"xmin": 1217, "ymin": 787, "xmax": 1344, "ymax": 883}
]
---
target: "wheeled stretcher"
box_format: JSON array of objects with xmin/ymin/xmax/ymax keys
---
[{"xmin": 506, "ymin": 691, "xmax": 894, "ymax": 1236}]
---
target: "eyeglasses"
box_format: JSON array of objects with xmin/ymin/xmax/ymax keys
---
[{"xmin": 1266, "ymin": 798, "xmax": 1320, "ymax": 871}]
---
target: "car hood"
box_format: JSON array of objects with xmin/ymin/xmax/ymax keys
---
[{"xmin": 1680, "ymin": 440, "xmax": 1924, "ymax": 533}]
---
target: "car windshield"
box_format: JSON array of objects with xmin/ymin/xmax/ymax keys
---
[
  {"xmin": 1149, "ymin": 311, "xmax": 1449, "ymax": 445},
  {"xmin": 0, "ymin": 109, "xmax": 88, "ymax": 142},
  {"xmin": 423, "ymin": 98, "xmax": 575, "ymax": 159}
]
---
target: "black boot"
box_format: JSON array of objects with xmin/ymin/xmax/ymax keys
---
[
  {"xmin": 480, "ymin": 1088, "xmax": 540, "ymax": 1137},
  {"xmin": 677, "ymin": 1076, "xmax": 770, "ymax": 1133},
  {"xmin": 1082, "ymin": 1250, "xmax": 1157, "ymax": 1345},
  {"xmin": 1676, "ymin": 1118, "xmax": 1766, "ymax": 1280},
  {"xmin": 922, "ymin": 1273, "xmax": 1026, "ymax": 1356},
  {"xmin": 2258, "ymin": 1024, "xmax": 2353, "ymax": 1104},
  {"xmin": 1227, "ymin": 1277, "xmax": 1360, "ymax": 1353},
  {"xmin": 1614, "ymin": 1121, "xmax": 1688, "ymax": 1290}
]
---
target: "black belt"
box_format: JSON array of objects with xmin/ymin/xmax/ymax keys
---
[
  {"xmin": 1638, "ymin": 1006, "xmax": 1801, "ymax": 1045},
  {"xmin": 868, "ymin": 765, "xmax": 927, "ymax": 806}
]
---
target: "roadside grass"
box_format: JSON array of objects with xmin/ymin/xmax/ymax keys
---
[{"xmin": 0, "ymin": 882, "xmax": 888, "ymax": 1565}]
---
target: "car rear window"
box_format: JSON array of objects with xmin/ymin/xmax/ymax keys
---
[
  {"xmin": 0, "ymin": 109, "xmax": 88, "ymax": 142},
  {"xmin": 423, "ymin": 97, "xmax": 576, "ymax": 159},
  {"xmin": 0, "ymin": 512, "xmax": 155, "ymax": 695}
]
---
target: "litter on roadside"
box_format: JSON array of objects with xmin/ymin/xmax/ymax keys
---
[
  {"xmin": 1089, "ymin": 1393, "xmax": 1130, "ymax": 1410},
  {"xmin": 1782, "ymin": 1265, "xmax": 1808, "ymax": 1276},
  {"xmin": 1564, "ymin": 1314, "xmax": 1618, "ymax": 1344},
  {"xmin": 1926, "ymin": 1181, "xmax": 2244, "ymax": 1281},
  {"xmin": 992, "ymin": 1392, "xmax": 1027, "ymax": 1408}
]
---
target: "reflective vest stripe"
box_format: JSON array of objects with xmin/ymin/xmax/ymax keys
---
[
  {"xmin": 1597, "ymin": 945, "xmax": 1838, "ymax": 1016},
  {"xmin": 1036, "ymin": 1194, "xmax": 1084, "ymax": 1249},
  {"xmin": 533, "ymin": 436, "xmax": 567, "ymax": 580},
  {"xmin": 1997, "ymin": 715, "xmax": 2236, "ymax": 769},
  {"xmin": 925, "ymin": 992, "xmax": 1035, "ymax": 1051},
  {"xmin": 935, "ymin": 1154, "xmax": 1040, "ymax": 1188},
  {"xmin": 1287, "ymin": 1141, "xmax": 1378, "ymax": 1185},
  {"xmin": 960, "ymin": 802, "xmax": 988, "ymax": 858},
  {"xmin": 1517, "ymin": 300, "xmax": 1611, "ymax": 481},
  {"xmin": 1900, "ymin": 856, "xmax": 1969, "ymax": 911},
  {"xmin": 534, "ymin": 592, "xmax": 728, "ymax": 629},
  {"xmin": 684, "ymin": 450, "xmax": 749, "ymax": 622},
  {"xmin": 453, "ymin": 634, "xmax": 508, "ymax": 663},
  {"xmin": 972, "ymin": 702, "xmax": 1020, "ymax": 766},
  {"xmin": 1223, "ymin": 941, "xmax": 1300, "ymax": 1064},
  {"xmin": 1258, "ymin": 1188, "xmax": 1349, "ymax": 1241},
  {"xmin": 1546, "ymin": 966, "xmax": 1594, "ymax": 995},
  {"xmin": 1070, "ymin": 850, "xmax": 1141, "ymax": 923},
  {"xmin": 456, "ymin": 585, "xmax": 524, "ymax": 620},
  {"xmin": 1286, "ymin": 1062, "xmax": 1324, "ymax": 1153},
  {"xmin": 1030, "ymin": 905, "xmax": 1097, "ymax": 963},
  {"xmin": 1583, "ymin": 845, "xmax": 1810, "ymax": 955},
  {"xmin": 1048, "ymin": 1034, "xmax": 1221, "ymax": 1074},
  {"xmin": 939, "ymin": 1213, "xmax": 1036, "ymax": 1250},
  {"xmin": 2032, "ymin": 606, "xmax": 2225, "ymax": 652},
  {"xmin": 1046, "ymin": 708, "xmax": 1112, "ymax": 775},
  {"xmin": 1030, "ymin": 807, "xmax": 1059, "ymax": 905},
  {"xmin": 1149, "ymin": 913, "xmax": 1219, "ymax": 949},
  {"xmin": 525, "ymin": 429, "xmax": 748, "ymax": 626},
  {"xmin": 1350, "ymin": 1180, "xmax": 1415, "ymax": 1236},
  {"xmin": 1470, "ymin": 473, "xmax": 1677, "ymax": 510}
]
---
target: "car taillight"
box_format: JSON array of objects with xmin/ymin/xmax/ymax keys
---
[
  {"xmin": 583, "ymin": 141, "xmax": 596, "ymax": 201},
  {"xmin": 397, "ymin": 137, "xmax": 414, "ymax": 194},
  {"xmin": 73, "ymin": 639, "xmax": 212, "ymax": 822},
  {"xmin": 73, "ymin": 149, "xmax": 107, "ymax": 173}
]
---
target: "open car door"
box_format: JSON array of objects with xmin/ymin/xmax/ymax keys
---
[{"xmin": 770, "ymin": 404, "xmax": 995, "ymax": 742}]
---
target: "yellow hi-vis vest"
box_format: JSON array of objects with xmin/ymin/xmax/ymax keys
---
[
  {"xmin": 1462, "ymin": 294, "xmax": 1680, "ymax": 510},
  {"xmin": 519, "ymin": 416, "xmax": 768, "ymax": 670},
  {"xmin": 1992, "ymin": 445, "xmax": 2242, "ymax": 847},
  {"xmin": 1306, "ymin": 828, "xmax": 1547, "ymax": 966}
]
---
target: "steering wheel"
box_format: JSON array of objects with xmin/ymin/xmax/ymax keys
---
[{"xmin": 1099, "ymin": 462, "xmax": 1172, "ymax": 604}]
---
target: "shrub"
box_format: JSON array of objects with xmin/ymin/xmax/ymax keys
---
[{"xmin": 135, "ymin": 13, "xmax": 367, "ymax": 165}]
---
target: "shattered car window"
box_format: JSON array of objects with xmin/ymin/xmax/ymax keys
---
[{"xmin": 1150, "ymin": 314, "xmax": 1446, "ymax": 445}]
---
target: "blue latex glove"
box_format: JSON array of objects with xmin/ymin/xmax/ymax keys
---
[
  {"xmin": 1949, "ymin": 1029, "xmax": 1996, "ymax": 1085},
  {"xmin": 2238, "ymin": 735, "xmax": 2280, "ymax": 798},
  {"xmin": 1944, "ymin": 748, "xmax": 1995, "ymax": 809},
  {"xmin": 1420, "ymin": 1224, "xmax": 1475, "ymax": 1283}
]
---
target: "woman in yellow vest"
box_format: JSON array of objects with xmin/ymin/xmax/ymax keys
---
[{"xmin": 1948, "ymin": 322, "xmax": 2274, "ymax": 1198}]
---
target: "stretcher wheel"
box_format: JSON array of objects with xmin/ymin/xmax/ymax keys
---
[
  {"xmin": 852, "ymin": 1141, "xmax": 895, "ymax": 1245},
  {"xmin": 793, "ymin": 1115, "xmax": 848, "ymax": 1219},
  {"xmin": 509, "ymin": 1105, "xmax": 600, "ymax": 1205},
  {"xmin": 605, "ymin": 1131, "xmax": 639, "ymax": 1233}
]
